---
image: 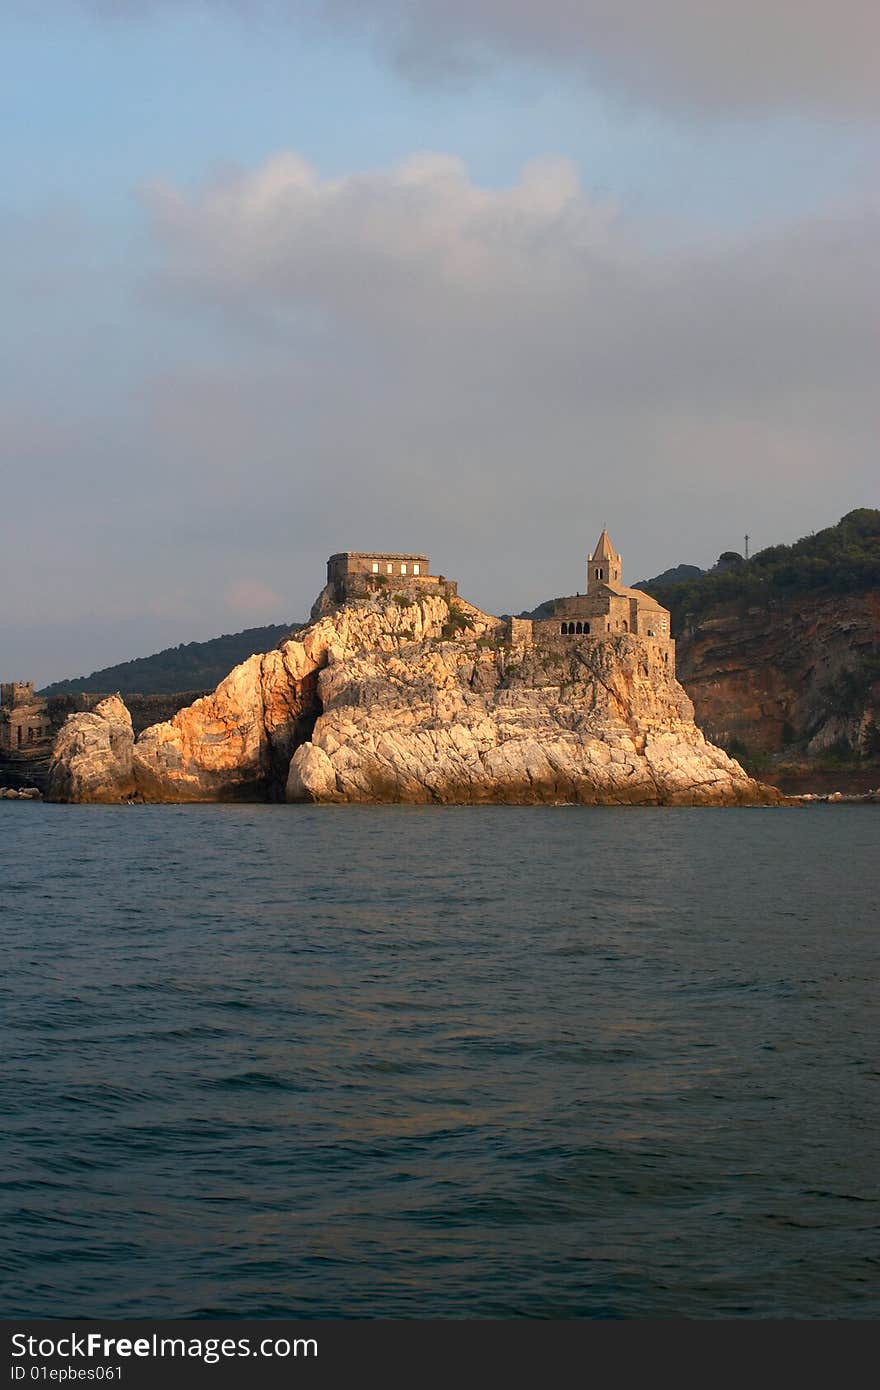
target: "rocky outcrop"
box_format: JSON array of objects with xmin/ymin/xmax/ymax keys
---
[
  {"xmin": 286, "ymin": 622, "xmax": 772, "ymax": 805},
  {"xmin": 47, "ymin": 594, "xmax": 777, "ymax": 805},
  {"xmin": 128, "ymin": 594, "xmax": 488, "ymax": 801},
  {"xmin": 47, "ymin": 695, "xmax": 135, "ymax": 803}
]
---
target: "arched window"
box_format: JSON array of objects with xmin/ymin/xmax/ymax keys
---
[
  {"xmin": 575, "ymin": 621, "xmax": 582, "ymax": 634},
  {"xmin": 622, "ymin": 620, "xmax": 628, "ymax": 632},
  {"xmin": 584, "ymin": 622, "xmax": 590, "ymax": 634}
]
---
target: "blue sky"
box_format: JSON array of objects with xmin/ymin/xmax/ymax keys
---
[
  {"xmin": 4, "ymin": 7, "xmax": 872, "ymax": 225},
  {"xmin": 2, "ymin": 2, "xmax": 878, "ymax": 684}
]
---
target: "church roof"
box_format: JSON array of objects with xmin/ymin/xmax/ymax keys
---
[
  {"xmin": 592, "ymin": 528, "xmax": 618, "ymax": 562},
  {"xmin": 601, "ymin": 579, "xmax": 667, "ymax": 609}
]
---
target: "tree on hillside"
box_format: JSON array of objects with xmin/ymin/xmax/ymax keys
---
[{"xmin": 646, "ymin": 509, "xmax": 880, "ymax": 630}]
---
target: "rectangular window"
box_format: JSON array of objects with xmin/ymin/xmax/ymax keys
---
[
  {"xmin": 372, "ymin": 562, "xmax": 379, "ymax": 573},
  {"xmin": 387, "ymin": 562, "xmax": 393, "ymax": 573},
  {"xmin": 413, "ymin": 564, "xmax": 420, "ymax": 575},
  {"xmin": 400, "ymin": 563, "xmax": 407, "ymax": 575}
]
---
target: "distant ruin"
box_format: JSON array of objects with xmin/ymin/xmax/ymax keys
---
[{"xmin": 0, "ymin": 682, "xmax": 51, "ymax": 751}]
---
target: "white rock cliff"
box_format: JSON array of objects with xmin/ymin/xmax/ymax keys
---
[{"xmin": 48, "ymin": 593, "xmax": 778, "ymax": 805}]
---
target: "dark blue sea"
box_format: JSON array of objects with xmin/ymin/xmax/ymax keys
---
[{"xmin": 1, "ymin": 804, "xmax": 877, "ymax": 1319}]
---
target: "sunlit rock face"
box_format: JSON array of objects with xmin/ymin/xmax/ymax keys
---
[
  {"xmin": 48, "ymin": 593, "xmax": 778, "ymax": 806},
  {"xmin": 128, "ymin": 594, "xmax": 472, "ymax": 802},
  {"xmin": 47, "ymin": 696, "xmax": 135, "ymax": 803},
  {"xmin": 287, "ymin": 613, "xmax": 775, "ymax": 806}
]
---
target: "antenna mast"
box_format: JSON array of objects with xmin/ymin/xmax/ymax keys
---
[{"xmin": 744, "ymin": 533, "xmax": 750, "ymax": 562}]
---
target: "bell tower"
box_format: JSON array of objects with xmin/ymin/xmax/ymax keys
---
[{"xmin": 587, "ymin": 528, "xmax": 621, "ymax": 593}]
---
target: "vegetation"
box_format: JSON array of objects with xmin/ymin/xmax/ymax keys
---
[
  {"xmin": 721, "ymin": 737, "xmax": 772, "ymax": 776},
  {"xmin": 643, "ymin": 509, "xmax": 880, "ymax": 630},
  {"xmin": 825, "ymin": 735, "xmax": 855, "ymax": 763},
  {"xmin": 40, "ymin": 622, "xmax": 302, "ymax": 698},
  {"xmin": 440, "ymin": 604, "xmax": 474, "ymax": 640},
  {"xmin": 634, "ymin": 562, "xmax": 704, "ymax": 588}
]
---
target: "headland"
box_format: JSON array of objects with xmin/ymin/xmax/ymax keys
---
[{"xmin": 41, "ymin": 531, "xmax": 780, "ymax": 806}]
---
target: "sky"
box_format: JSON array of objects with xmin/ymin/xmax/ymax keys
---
[{"xmin": 2, "ymin": 2, "xmax": 878, "ymax": 686}]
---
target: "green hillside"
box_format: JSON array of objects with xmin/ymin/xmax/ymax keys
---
[
  {"xmin": 41, "ymin": 623, "xmax": 302, "ymax": 697},
  {"xmin": 642, "ymin": 509, "xmax": 880, "ymax": 630}
]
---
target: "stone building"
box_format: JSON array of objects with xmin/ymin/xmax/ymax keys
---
[
  {"xmin": 0, "ymin": 681, "xmax": 51, "ymax": 751},
  {"xmin": 318, "ymin": 551, "xmax": 458, "ymax": 613},
  {"xmin": 516, "ymin": 529, "xmax": 675, "ymax": 673}
]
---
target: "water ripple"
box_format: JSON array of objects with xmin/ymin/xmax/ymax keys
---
[{"xmin": 1, "ymin": 803, "xmax": 877, "ymax": 1318}]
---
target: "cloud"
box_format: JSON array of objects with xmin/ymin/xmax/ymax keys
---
[
  {"xmin": 144, "ymin": 150, "xmax": 878, "ymax": 410},
  {"xmin": 140, "ymin": 150, "xmax": 878, "ymax": 607},
  {"xmin": 70, "ymin": 1, "xmax": 880, "ymax": 115},
  {"xmin": 4, "ymin": 146, "xmax": 877, "ymax": 684}
]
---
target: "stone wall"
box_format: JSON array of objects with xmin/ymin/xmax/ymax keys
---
[
  {"xmin": 530, "ymin": 620, "xmax": 675, "ymax": 676},
  {"xmin": 0, "ymin": 699, "xmax": 51, "ymax": 751},
  {"xmin": 323, "ymin": 552, "xmax": 456, "ymax": 608},
  {"xmin": 327, "ymin": 552, "xmax": 430, "ymax": 585},
  {"xmin": 508, "ymin": 617, "xmax": 534, "ymax": 644},
  {"xmin": 1, "ymin": 681, "xmax": 36, "ymax": 708}
]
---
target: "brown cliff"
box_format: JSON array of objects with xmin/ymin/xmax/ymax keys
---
[{"xmin": 675, "ymin": 590, "xmax": 880, "ymax": 786}]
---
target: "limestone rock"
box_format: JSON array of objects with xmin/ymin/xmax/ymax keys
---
[
  {"xmin": 47, "ymin": 695, "xmax": 135, "ymax": 803},
  {"xmin": 46, "ymin": 592, "xmax": 778, "ymax": 806},
  {"xmin": 287, "ymin": 626, "xmax": 776, "ymax": 806},
  {"xmin": 125, "ymin": 592, "xmax": 486, "ymax": 802},
  {"xmin": 286, "ymin": 743, "xmax": 337, "ymax": 801}
]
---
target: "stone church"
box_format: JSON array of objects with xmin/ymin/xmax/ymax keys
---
[{"xmin": 512, "ymin": 529, "xmax": 674, "ymax": 671}]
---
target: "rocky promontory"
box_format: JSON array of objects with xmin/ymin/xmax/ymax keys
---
[
  {"xmin": 48, "ymin": 695, "xmax": 136, "ymax": 803},
  {"xmin": 47, "ymin": 591, "xmax": 778, "ymax": 805}
]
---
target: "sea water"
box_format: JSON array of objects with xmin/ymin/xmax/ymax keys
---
[{"xmin": 1, "ymin": 803, "xmax": 877, "ymax": 1318}]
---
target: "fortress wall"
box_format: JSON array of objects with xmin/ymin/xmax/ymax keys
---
[
  {"xmin": 508, "ymin": 618, "xmax": 534, "ymax": 644},
  {"xmin": 1, "ymin": 681, "xmax": 36, "ymax": 708},
  {"xmin": 333, "ymin": 572, "xmax": 457, "ymax": 605},
  {"xmin": 529, "ymin": 621, "xmax": 675, "ymax": 673},
  {"xmin": 0, "ymin": 699, "xmax": 51, "ymax": 751},
  {"xmin": 328, "ymin": 553, "xmax": 431, "ymax": 586}
]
